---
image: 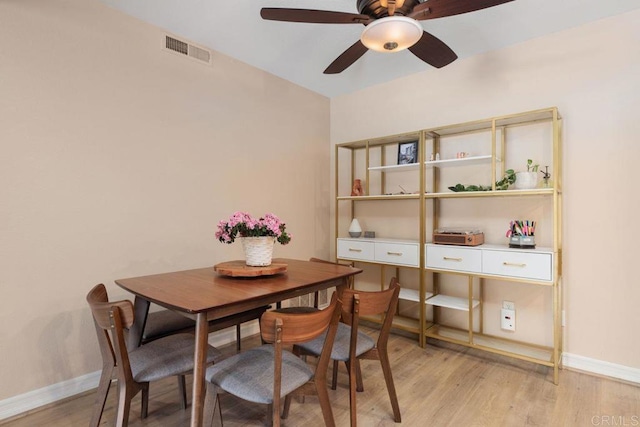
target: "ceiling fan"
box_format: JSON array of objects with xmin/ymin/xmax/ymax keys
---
[{"xmin": 260, "ymin": 0, "xmax": 514, "ymax": 74}]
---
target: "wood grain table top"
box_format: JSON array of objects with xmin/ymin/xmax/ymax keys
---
[{"xmin": 115, "ymin": 258, "xmax": 362, "ymax": 318}]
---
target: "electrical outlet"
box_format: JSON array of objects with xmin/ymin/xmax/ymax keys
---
[
  {"xmin": 502, "ymin": 300, "xmax": 515, "ymax": 311},
  {"xmin": 501, "ymin": 308, "xmax": 516, "ymax": 331}
]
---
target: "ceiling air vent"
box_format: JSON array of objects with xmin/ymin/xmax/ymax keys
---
[{"xmin": 164, "ymin": 35, "xmax": 212, "ymax": 65}]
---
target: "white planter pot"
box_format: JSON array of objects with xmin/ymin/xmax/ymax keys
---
[
  {"xmin": 514, "ymin": 172, "xmax": 539, "ymax": 190},
  {"xmin": 241, "ymin": 236, "xmax": 275, "ymax": 266}
]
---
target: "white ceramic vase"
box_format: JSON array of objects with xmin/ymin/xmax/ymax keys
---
[{"xmin": 348, "ymin": 218, "xmax": 362, "ymax": 238}]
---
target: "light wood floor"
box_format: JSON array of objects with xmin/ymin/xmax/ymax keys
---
[{"xmin": 3, "ymin": 327, "xmax": 639, "ymax": 427}]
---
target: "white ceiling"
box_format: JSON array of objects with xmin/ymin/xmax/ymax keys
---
[{"xmin": 99, "ymin": 0, "xmax": 640, "ymax": 98}]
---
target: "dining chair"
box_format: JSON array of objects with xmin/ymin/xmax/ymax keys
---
[
  {"xmin": 294, "ymin": 278, "xmax": 401, "ymax": 427},
  {"xmin": 87, "ymin": 284, "xmax": 221, "ymax": 427},
  {"xmin": 203, "ymin": 294, "xmax": 343, "ymax": 427}
]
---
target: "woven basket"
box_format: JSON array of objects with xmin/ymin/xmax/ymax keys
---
[{"xmin": 241, "ymin": 236, "xmax": 275, "ymax": 266}]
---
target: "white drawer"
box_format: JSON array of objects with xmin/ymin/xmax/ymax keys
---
[
  {"xmin": 375, "ymin": 242, "xmax": 419, "ymax": 267},
  {"xmin": 482, "ymin": 250, "xmax": 552, "ymax": 281},
  {"xmin": 426, "ymin": 245, "xmax": 482, "ymax": 273},
  {"xmin": 337, "ymin": 239, "xmax": 374, "ymax": 262}
]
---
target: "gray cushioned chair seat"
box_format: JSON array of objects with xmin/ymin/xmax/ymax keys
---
[
  {"xmin": 296, "ymin": 322, "xmax": 374, "ymax": 362},
  {"xmin": 130, "ymin": 333, "xmax": 221, "ymax": 383},
  {"xmin": 205, "ymin": 345, "xmax": 313, "ymax": 405}
]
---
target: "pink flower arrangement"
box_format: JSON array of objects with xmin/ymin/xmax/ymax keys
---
[{"xmin": 216, "ymin": 212, "xmax": 292, "ymax": 245}]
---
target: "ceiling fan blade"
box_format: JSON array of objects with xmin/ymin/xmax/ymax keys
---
[
  {"xmin": 324, "ymin": 40, "xmax": 369, "ymax": 74},
  {"xmin": 408, "ymin": 31, "xmax": 458, "ymax": 68},
  {"xmin": 261, "ymin": 8, "xmax": 371, "ymax": 24},
  {"xmin": 409, "ymin": 0, "xmax": 514, "ymax": 21}
]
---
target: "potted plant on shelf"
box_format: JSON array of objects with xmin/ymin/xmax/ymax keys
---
[
  {"xmin": 447, "ymin": 168, "xmax": 515, "ymax": 192},
  {"xmin": 514, "ymin": 159, "xmax": 539, "ymax": 189},
  {"xmin": 216, "ymin": 212, "xmax": 291, "ymax": 266}
]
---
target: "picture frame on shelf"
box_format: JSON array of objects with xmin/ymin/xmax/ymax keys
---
[{"xmin": 397, "ymin": 140, "xmax": 418, "ymax": 165}]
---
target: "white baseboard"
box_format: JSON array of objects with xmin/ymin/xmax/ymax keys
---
[
  {"xmin": 0, "ymin": 370, "xmax": 102, "ymax": 421},
  {"xmin": 562, "ymin": 352, "xmax": 640, "ymax": 384},
  {"xmin": 0, "ymin": 322, "xmax": 260, "ymax": 422}
]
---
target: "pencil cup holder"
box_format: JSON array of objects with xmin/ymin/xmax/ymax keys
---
[{"xmin": 509, "ymin": 235, "xmax": 535, "ymax": 249}]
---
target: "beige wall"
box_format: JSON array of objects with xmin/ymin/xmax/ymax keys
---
[
  {"xmin": 330, "ymin": 10, "xmax": 640, "ymax": 369},
  {"xmin": 0, "ymin": 0, "xmax": 329, "ymax": 400},
  {"xmin": 1, "ymin": 0, "xmax": 638, "ymax": 411}
]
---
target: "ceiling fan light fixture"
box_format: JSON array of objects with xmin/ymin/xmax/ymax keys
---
[{"xmin": 360, "ymin": 16, "xmax": 422, "ymax": 53}]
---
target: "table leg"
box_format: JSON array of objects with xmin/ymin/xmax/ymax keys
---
[
  {"xmin": 335, "ymin": 277, "xmax": 348, "ymax": 298},
  {"xmin": 191, "ymin": 313, "xmax": 209, "ymax": 427}
]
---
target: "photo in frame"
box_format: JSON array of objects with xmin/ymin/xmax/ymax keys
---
[{"xmin": 397, "ymin": 141, "xmax": 419, "ymax": 165}]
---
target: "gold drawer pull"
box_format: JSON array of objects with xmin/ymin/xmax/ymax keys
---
[
  {"xmin": 348, "ymin": 248, "xmax": 362, "ymax": 252},
  {"xmin": 503, "ymin": 262, "xmax": 526, "ymax": 267},
  {"xmin": 443, "ymin": 257, "xmax": 462, "ymax": 262},
  {"xmin": 387, "ymin": 251, "xmax": 403, "ymax": 256}
]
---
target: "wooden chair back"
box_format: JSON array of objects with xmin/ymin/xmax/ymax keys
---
[
  {"xmin": 341, "ymin": 277, "xmax": 400, "ymax": 348},
  {"xmin": 86, "ymin": 284, "xmax": 135, "ymax": 385},
  {"xmin": 261, "ymin": 292, "xmax": 340, "ymax": 345}
]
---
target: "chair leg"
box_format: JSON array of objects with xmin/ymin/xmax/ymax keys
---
[
  {"xmin": 331, "ymin": 360, "xmax": 339, "ymax": 390},
  {"xmin": 236, "ymin": 324, "xmax": 242, "ymax": 352},
  {"xmin": 379, "ymin": 352, "xmax": 401, "ymax": 422},
  {"xmin": 355, "ymin": 359, "xmax": 364, "ymax": 392},
  {"xmin": 177, "ymin": 375, "xmax": 188, "ymax": 410},
  {"xmin": 316, "ymin": 373, "xmax": 336, "ymax": 427},
  {"xmin": 282, "ymin": 394, "xmax": 292, "ymax": 419},
  {"xmin": 266, "ymin": 403, "xmax": 276, "ymax": 427},
  {"xmin": 140, "ymin": 382, "xmax": 150, "ymax": 419},
  {"xmin": 203, "ymin": 383, "xmax": 223, "ymax": 427},
  {"xmin": 89, "ymin": 368, "xmax": 113, "ymax": 427},
  {"xmin": 115, "ymin": 381, "xmax": 133, "ymax": 427},
  {"xmin": 348, "ymin": 359, "xmax": 358, "ymax": 427},
  {"xmin": 344, "ymin": 360, "xmax": 364, "ymax": 392}
]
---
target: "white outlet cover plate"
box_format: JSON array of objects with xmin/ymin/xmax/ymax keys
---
[{"xmin": 501, "ymin": 308, "xmax": 516, "ymax": 331}]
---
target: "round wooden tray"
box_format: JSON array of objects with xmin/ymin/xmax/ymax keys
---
[{"xmin": 214, "ymin": 260, "xmax": 288, "ymax": 277}]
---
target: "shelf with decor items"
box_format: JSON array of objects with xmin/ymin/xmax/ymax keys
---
[
  {"xmin": 333, "ymin": 107, "xmax": 562, "ymax": 383},
  {"xmin": 334, "ymin": 130, "xmax": 427, "ymax": 337},
  {"xmin": 422, "ymin": 107, "xmax": 562, "ymax": 384}
]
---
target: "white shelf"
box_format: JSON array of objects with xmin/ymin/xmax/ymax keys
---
[
  {"xmin": 338, "ymin": 237, "xmax": 419, "ymax": 244},
  {"xmin": 399, "ymin": 288, "xmax": 434, "ymax": 303},
  {"xmin": 425, "ymin": 155, "xmax": 500, "ymax": 167},
  {"xmin": 425, "ymin": 325, "xmax": 554, "ymax": 364},
  {"xmin": 368, "ymin": 162, "xmax": 421, "ymax": 172},
  {"xmin": 337, "ymin": 193, "xmax": 421, "ymax": 201},
  {"xmin": 426, "ymin": 294, "xmax": 480, "ymax": 311},
  {"xmin": 425, "ymin": 188, "xmax": 554, "ymax": 199},
  {"xmin": 367, "ymin": 155, "xmax": 500, "ymax": 173}
]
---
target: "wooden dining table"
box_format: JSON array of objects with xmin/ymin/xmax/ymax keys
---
[{"xmin": 115, "ymin": 257, "xmax": 362, "ymax": 427}]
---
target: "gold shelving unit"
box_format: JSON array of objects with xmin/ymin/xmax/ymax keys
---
[{"xmin": 334, "ymin": 107, "xmax": 562, "ymax": 384}]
